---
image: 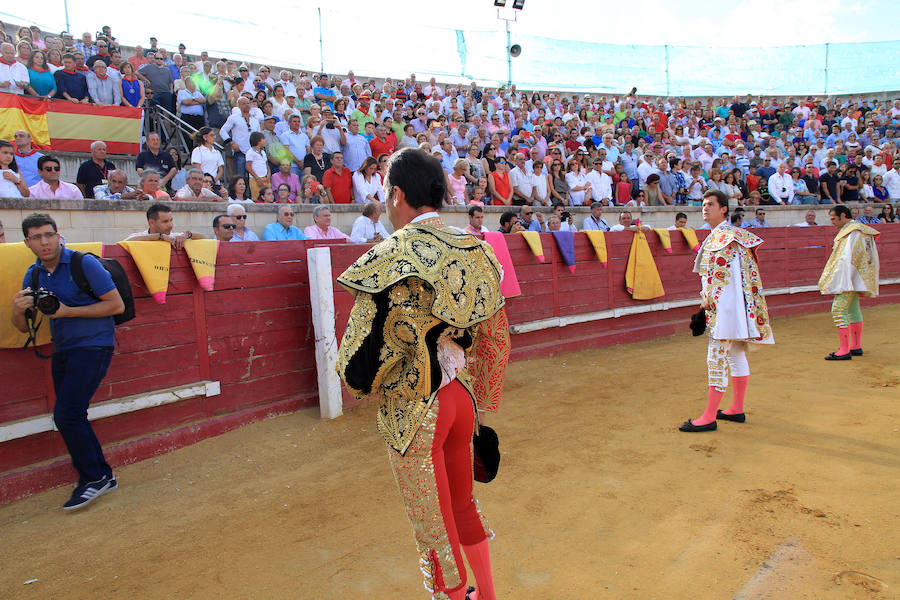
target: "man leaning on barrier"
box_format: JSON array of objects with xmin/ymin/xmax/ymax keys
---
[{"xmin": 124, "ymin": 203, "xmax": 204, "ymax": 249}]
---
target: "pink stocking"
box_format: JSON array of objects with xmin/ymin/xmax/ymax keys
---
[
  {"xmin": 462, "ymin": 539, "xmax": 496, "ymax": 600},
  {"xmin": 836, "ymin": 327, "xmax": 850, "ymax": 356},
  {"xmin": 724, "ymin": 375, "xmax": 748, "ymax": 415},
  {"xmin": 694, "ymin": 386, "xmax": 726, "ymax": 426},
  {"xmin": 849, "ymin": 322, "xmax": 863, "ymax": 350}
]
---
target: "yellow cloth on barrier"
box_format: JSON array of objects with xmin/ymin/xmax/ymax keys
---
[
  {"xmin": 183, "ymin": 239, "xmax": 219, "ymax": 291},
  {"xmin": 653, "ymin": 229, "xmax": 673, "ymax": 253},
  {"xmin": 117, "ymin": 240, "xmax": 172, "ymax": 304},
  {"xmin": 679, "ymin": 227, "xmax": 701, "ymax": 252},
  {"xmin": 517, "ymin": 230, "xmax": 545, "ymax": 262},
  {"xmin": 582, "ymin": 230, "xmax": 608, "ymax": 266},
  {"xmin": 0, "ymin": 242, "xmax": 103, "ymax": 349},
  {"xmin": 625, "ymin": 230, "xmax": 665, "ymax": 300}
]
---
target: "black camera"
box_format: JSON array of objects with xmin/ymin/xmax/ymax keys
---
[{"xmin": 26, "ymin": 288, "xmax": 60, "ymax": 315}]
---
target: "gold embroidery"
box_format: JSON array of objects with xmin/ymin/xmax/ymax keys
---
[
  {"xmin": 818, "ymin": 222, "xmax": 880, "ymax": 297},
  {"xmin": 699, "ymin": 223, "xmax": 772, "ymax": 344},
  {"xmin": 388, "ymin": 398, "xmax": 461, "ymax": 595},
  {"xmin": 337, "ymin": 222, "xmax": 505, "ymax": 328},
  {"xmin": 466, "ymin": 307, "xmax": 511, "ymax": 413},
  {"xmin": 337, "ymin": 221, "xmax": 509, "ymax": 455}
]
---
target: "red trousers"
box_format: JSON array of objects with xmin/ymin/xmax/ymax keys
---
[{"xmin": 389, "ymin": 379, "xmax": 491, "ymax": 597}]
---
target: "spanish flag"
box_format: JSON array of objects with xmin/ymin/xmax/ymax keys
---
[{"xmin": 0, "ymin": 92, "xmax": 142, "ymax": 154}]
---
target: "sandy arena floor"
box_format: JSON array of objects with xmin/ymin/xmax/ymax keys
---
[{"xmin": 2, "ymin": 306, "xmax": 899, "ymax": 599}]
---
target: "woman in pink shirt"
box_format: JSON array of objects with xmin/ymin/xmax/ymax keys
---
[{"xmin": 447, "ymin": 159, "xmax": 469, "ymax": 205}]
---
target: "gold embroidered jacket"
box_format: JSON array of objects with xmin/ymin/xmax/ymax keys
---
[
  {"xmin": 335, "ymin": 219, "xmax": 508, "ymax": 455},
  {"xmin": 694, "ymin": 221, "xmax": 773, "ymax": 344},
  {"xmin": 818, "ymin": 221, "xmax": 880, "ymax": 297}
]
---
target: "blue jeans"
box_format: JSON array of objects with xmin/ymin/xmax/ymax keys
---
[
  {"xmin": 232, "ymin": 150, "xmax": 246, "ymax": 178},
  {"xmin": 150, "ymin": 91, "xmax": 173, "ymax": 112},
  {"xmin": 51, "ymin": 346, "xmax": 114, "ymax": 484}
]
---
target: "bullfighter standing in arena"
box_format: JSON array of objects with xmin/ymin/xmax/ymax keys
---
[
  {"xmin": 336, "ymin": 148, "xmax": 510, "ymax": 599},
  {"xmin": 680, "ymin": 189, "xmax": 773, "ymax": 432},
  {"xmin": 818, "ymin": 204, "xmax": 880, "ymax": 360}
]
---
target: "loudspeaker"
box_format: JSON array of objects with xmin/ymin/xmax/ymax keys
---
[{"xmin": 509, "ymin": 44, "xmax": 522, "ymax": 57}]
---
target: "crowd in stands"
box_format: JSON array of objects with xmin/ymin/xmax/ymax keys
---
[{"xmin": 2, "ymin": 19, "xmax": 900, "ymax": 238}]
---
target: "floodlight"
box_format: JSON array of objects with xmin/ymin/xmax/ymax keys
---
[
  {"xmin": 512, "ymin": 0, "xmax": 525, "ymax": 9},
  {"xmin": 494, "ymin": 0, "xmax": 506, "ymax": 6}
]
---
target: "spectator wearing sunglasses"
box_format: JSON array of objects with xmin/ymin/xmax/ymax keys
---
[
  {"xmin": 263, "ymin": 204, "xmax": 306, "ymax": 240},
  {"xmin": 226, "ymin": 204, "xmax": 260, "ymax": 241},
  {"xmin": 212, "ymin": 214, "xmax": 235, "ymax": 242},
  {"xmin": 28, "ymin": 155, "xmax": 83, "ymax": 198}
]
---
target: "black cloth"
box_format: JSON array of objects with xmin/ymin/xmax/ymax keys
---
[
  {"xmin": 343, "ymin": 283, "xmax": 472, "ymax": 398},
  {"xmin": 135, "ymin": 149, "xmax": 175, "ymax": 177},
  {"xmin": 75, "ymin": 159, "xmax": 117, "ymax": 199},
  {"xmin": 819, "ymin": 172, "xmax": 840, "ymax": 202},
  {"xmin": 85, "ymin": 54, "xmax": 113, "ymax": 68},
  {"xmin": 801, "ymin": 174, "xmax": 820, "ymax": 197},
  {"xmin": 303, "ymin": 153, "xmax": 332, "ymax": 183},
  {"xmin": 840, "ymin": 175, "xmax": 859, "ymax": 202}
]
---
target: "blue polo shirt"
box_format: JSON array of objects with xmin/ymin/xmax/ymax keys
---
[
  {"xmin": 312, "ymin": 86, "xmax": 335, "ymax": 110},
  {"xmin": 14, "ymin": 149, "xmax": 44, "ymax": 187},
  {"xmin": 263, "ymin": 223, "xmax": 306, "ymax": 241},
  {"xmin": 23, "ymin": 247, "xmax": 116, "ymax": 351}
]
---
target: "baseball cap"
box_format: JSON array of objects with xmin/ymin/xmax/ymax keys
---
[{"xmin": 263, "ymin": 115, "xmax": 277, "ymax": 121}]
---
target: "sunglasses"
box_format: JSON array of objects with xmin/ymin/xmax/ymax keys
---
[
  {"xmin": 233, "ymin": 215, "xmax": 247, "ymax": 219},
  {"xmin": 43, "ymin": 166, "xmax": 61, "ymax": 171},
  {"xmin": 220, "ymin": 224, "xmax": 236, "ymax": 229}
]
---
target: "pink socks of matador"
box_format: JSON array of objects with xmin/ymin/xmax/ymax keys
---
[
  {"xmin": 693, "ymin": 386, "xmax": 726, "ymax": 426},
  {"xmin": 849, "ymin": 322, "xmax": 863, "ymax": 350},
  {"xmin": 836, "ymin": 326, "xmax": 851, "ymax": 356},
  {"xmin": 462, "ymin": 539, "xmax": 497, "ymax": 600},
  {"xmin": 722, "ymin": 375, "xmax": 749, "ymax": 415}
]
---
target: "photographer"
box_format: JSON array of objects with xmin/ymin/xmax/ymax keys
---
[{"xmin": 11, "ymin": 213, "xmax": 124, "ymax": 511}]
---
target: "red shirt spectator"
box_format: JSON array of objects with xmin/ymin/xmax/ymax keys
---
[
  {"xmin": 322, "ymin": 155, "xmax": 352, "ymax": 204},
  {"xmin": 369, "ymin": 135, "xmax": 395, "ymax": 157},
  {"xmin": 490, "ymin": 170, "xmax": 511, "ymax": 206}
]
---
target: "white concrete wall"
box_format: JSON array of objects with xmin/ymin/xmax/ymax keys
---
[{"xmin": 0, "ymin": 197, "xmax": 884, "ymax": 245}]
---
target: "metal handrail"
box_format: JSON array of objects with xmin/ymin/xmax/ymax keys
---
[{"xmin": 145, "ymin": 104, "xmax": 231, "ymax": 181}]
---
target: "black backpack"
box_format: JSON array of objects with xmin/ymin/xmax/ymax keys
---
[{"xmin": 32, "ymin": 251, "xmax": 135, "ymax": 325}]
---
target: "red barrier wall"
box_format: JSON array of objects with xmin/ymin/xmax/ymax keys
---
[
  {"xmin": 0, "ymin": 241, "xmax": 321, "ymax": 503},
  {"xmin": 330, "ymin": 225, "xmax": 900, "ymax": 363},
  {"xmin": 2, "ymin": 225, "xmax": 898, "ymax": 503}
]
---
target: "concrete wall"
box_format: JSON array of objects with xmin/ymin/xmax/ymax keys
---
[{"xmin": 0, "ymin": 197, "xmax": 872, "ymax": 245}]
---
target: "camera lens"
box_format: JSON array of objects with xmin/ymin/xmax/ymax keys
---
[{"xmin": 35, "ymin": 290, "xmax": 60, "ymax": 315}]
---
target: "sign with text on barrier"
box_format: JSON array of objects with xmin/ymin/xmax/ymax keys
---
[{"xmin": 0, "ymin": 93, "xmax": 142, "ymax": 155}]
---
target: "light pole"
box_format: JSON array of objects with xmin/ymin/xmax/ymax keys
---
[{"xmin": 495, "ymin": 0, "xmax": 524, "ymax": 87}]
